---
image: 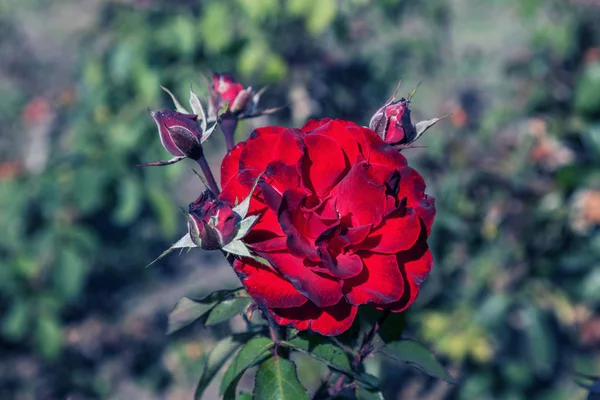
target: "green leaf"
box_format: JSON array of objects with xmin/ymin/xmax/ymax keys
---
[
  {"xmin": 253, "ymin": 356, "xmax": 309, "ymax": 400},
  {"xmin": 205, "ymin": 297, "xmax": 254, "ymax": 326},
  {"xmin": 381, "ymin": 340, "xmax": 455, "ymax": 383},
  {"xmin": 167, "ymin": 297, "xmax": 215, "ymax": 334},
  {"xmin": 281, "ymin": 333, "xmax": 378, "ymax": 388},
  {"xmin": 356, "ymin": 383, "xmax": 385, "ymax": 400},
  {"xmin": 194, "ymin": 334, "xmax": 253, "ymax": 400},
  {"xmin": 220, "ymin": 337, "xmax": 274, "ymax": 396},
  {"xmin": 168, "ymin": 289, "xmax": 244, "ymax": 334},
  {"xmin": 378, "ymin": 312, "xmax": 406, "ymax": 344},
  {"xmin": 284, "ymin": 334, "xmax": 352, "ymax": 375}
]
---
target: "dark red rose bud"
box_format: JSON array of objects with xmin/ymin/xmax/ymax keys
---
[
  {"xmin": 188, "ymin": 190, "xmax": 238, "ymax": 250},
  {"xmin": 151, "ymin": 110, "xmax": 204, "ymax": 158},
  {"xmin": 369, "ymin": 97, "xmax": 417, "ymax": 146}
]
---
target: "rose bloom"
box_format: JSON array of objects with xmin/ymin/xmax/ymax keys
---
[{"xmin": 219, "ymin": 119, "xmax": 435, "ymax": 336}]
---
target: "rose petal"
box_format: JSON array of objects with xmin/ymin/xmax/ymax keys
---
[
  {"xmin": 397, "ymin": 166, "xmax": 426, "ymax": 206},
  {"xmin": 239, "ymin": 126, "xmax": 304, "ymax": 187},
  {"xmin": 361, "ymin": 208, "xmax": 421, "ymax": 253},
  {"xmin": 278, "ymin": 188, "xmax": 319, "ymax": 261},
  {"xmin": 269, "ymin": 298, "xmax": 358, "ymax": 336},
  {"xmin": 378, "ymin": 240, "xmax": 433, "ymax": 312},
  {"xmin": 417, "ymin": 195, "xmax": 436, "ymax": 236},
  {"xmin": 330, "ymin": 161, "xmax": 388, "ymax": 227},
  {"xmin": 302, "ymin": 133, "xmax": 348, "ymax": 196},
  {"xmin": 219, "ymin": 171, "xmax": 250, "ymax": 206},
  {"xmin": 343, "ymin": 253, "xmax": 404, "ymax": 305},
  {"xmin": 234, "ymin": 258, "xmax": 307, "ymax": 308},
  {"xmin": 300, "ymin": 118, "xmax": 333, "ymax": 132},
  {"xmin": 265, "ymin": 160, "xmax": 301, "ymax": 195},
  {"xmin": 309, "ymin": 299, "xmax": 358, "ymax": 336},
  {"xmin": 361, "ymin": 126, "xmax": 408, "ymax": 167},
  {"xmin": 257, "ymin": 251, "xmax": 343, "ymax": 308},
  {"xmin": 308, "ymin": 120, "xmax": 362, "ymax": 166},
  {"xmin": 340, "ymin": 225, "xmax": 371, "ymax": 247},
  {"xmin": 318, "ymin": 247, "xmax": 363, "ymax": 279},
  {"xmin": 220, "ymin": 142, "xmax": 245, "ymax": 188}
]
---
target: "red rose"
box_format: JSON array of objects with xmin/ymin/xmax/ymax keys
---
[{"xmin": 218, "ymin": 119, "xmax": 435, "ymax": 336}]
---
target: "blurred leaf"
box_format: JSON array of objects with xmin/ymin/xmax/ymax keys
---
[
  {"xmin": 220, "ymin": 337, "xmax": 274, "ymax": 396},
  {"xmin": 381, "ymin": 340, "xmax": 455, "ymax": 383},
  {"xmin": 307, "ymin": 0, "xmax": 336, "ymax": 35},
  {"xmin": 168, "ymin": 289, "xmax": 243, "ymax": 334},
  {"xmin": 36, "ymin": 315, "xmax": 62, "ymax": 360},
  {"xmin": 205, "ymin": 296, "xmax": 254, "ymax": 326},
  {"xmin": 113, "ymin": 177, "xmax": 142, "ymax": 224},
  {"xmin": 54, "ymin": 249, "xmax": 87, "ymax": 300},
  {"xmin": 167, "ymin": 297, "xmax": 215, "ymax": 334},
  {"xmin": 253, "ymin": 356, "xmax": 309, "ymax": 400},
  {"xmin": 522, "ymin": 307, "xmax": 555, "ymax": 376},
  {"xmin": 575, "ymin": 64, "xmax": 600, "ymax": 117},
  {"xmin": 1, "ymin": 300, "xmax": 30, "ymax": 340},
  {"xmin": 355, "ymin": 383, "xmax": 384, "ymax": 400},
  {"xmin": 200, "ymin": 3, "xmax": 234, "ymax": 53},
  {"xmin": 194, "ymin": 334, "xmax": 251, "ymax": 400},
  {"xmin": 147, "ymin": 187, "xmax": 178, "ymax": 237}
]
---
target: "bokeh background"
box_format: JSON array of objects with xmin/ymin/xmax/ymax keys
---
[{"xmin": 2, "ymin": 0, "xmax": 600, "ymax": 399}]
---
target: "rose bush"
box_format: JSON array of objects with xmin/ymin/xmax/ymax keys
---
[{"xmin": 218, "ymin": 118, "xmax": 436, "ymax": 336}]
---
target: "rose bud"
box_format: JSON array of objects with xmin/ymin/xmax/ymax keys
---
[
  {"xmin": 151, "ymin": 110, "xmax": 204, "ymax": 159},
  {"xmin": 369, "ymin": 97, "xmax": 417, "ymax": 146},
  {"xmin": 213, "ymin": 73, "xmax": 245, "ymax": 103},
  {"xmin": 208, "ymin": 73, "xmax": 245, "ymax": 117},
  {"xmin": 188, "ymin": 190, "xmax": 238, "ymax": 250}
]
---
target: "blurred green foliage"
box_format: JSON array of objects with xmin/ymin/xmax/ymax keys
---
[{"xmin": 1, "ymin": 0, "xmax": 600, "ymax": 399}]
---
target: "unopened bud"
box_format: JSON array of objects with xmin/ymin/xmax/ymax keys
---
[
  {"xmin": 369, "ymin": 97, "xmax": 417, "ymax": 146},
  {"xmin": 188, "ymin": 190, "xmax": 238, "ymax": 250},
  {"xmin": 151, "ymin": 110, "xmax": 204, "ymax": 158}
]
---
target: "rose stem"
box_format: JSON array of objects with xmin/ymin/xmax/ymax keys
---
[
  {"xmin": 328, "ymin": 310, "xmax": 391, "ymax": 398},
  {"xmin": 195, "ymin": 154, "xmax": 220, "ymax": 195},
  {"xmin": 219, "ymin": 117, "xmax": 238, "ymax": 151}
]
